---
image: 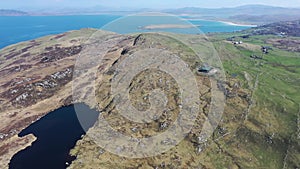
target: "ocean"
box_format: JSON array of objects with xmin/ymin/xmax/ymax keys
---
[{"xmin": 0, "ymin": 15, "xmax": 253, "ymax": 49}]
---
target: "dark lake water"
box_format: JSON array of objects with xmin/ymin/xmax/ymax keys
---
[{"xmin": 9, "ymin": 104, "xmax": 99, "ymax": 169}]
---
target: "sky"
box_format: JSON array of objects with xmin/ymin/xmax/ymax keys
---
[{"xmin": 1, "ymin": 0, "xmax": 300, "ymax": 9}]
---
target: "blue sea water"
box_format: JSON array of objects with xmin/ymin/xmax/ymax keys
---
[
  {"xmin": 0, "ymin": 15, "xmax": 119, "ymax": 49},
  {"xmin": 0, "ymin": 15, "xmax": 252, "ymax": 49}
]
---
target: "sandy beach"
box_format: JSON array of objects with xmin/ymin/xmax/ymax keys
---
[
  {"xmin": 218, "ymin": 21, "xmax": 257, "ymax": 27},
  {"xmin": 185, "ymin": 18, "xmax": 257, "ymax": 27}
]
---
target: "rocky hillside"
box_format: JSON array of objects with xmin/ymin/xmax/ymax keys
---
[
  {"xmin": 0, "ymin": 29, "xmax": 96, "ymax": 168},
  {"xmin": 0, "ymin": 29, "xmax": 299, "ymax": 169}
]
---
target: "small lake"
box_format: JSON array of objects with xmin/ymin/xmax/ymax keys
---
[{"xmin": 9, "ymin": 104, "xmax": 99, "ymax": 169}]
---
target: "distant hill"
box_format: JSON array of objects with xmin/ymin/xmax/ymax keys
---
[
  {"xmin": 165, "ymin": 5, "xmax": 300, "ymax": 16},
  {"xmin": 246, "ymin": 20, "xmax": 300, "ymax": 37},
  {"xmin": 164, "ymin": 5, "xmax": 300, "ymax": 24},
  {"xmin": 2, "ymin": 5, "xmax": 300, "ymax": 24},
  {"xmin": 0, "ymin": 9, "xmax": 28, "ymax": 16},
  {"xmin": 229, "ymin": 14, "xmax": 300, "ymax": 24}
]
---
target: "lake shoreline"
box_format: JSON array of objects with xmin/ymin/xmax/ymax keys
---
[{"xmin": 9, "ymin": 103, "xmax": 99, "ymax": 169}]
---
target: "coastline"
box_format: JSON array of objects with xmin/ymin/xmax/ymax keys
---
[
  {"xmin": 185, "ymin": 18, "xmax": 257, "ymax": 27},
  {"xmin": 218, "ymin": 21, "xmax": 257, "ymax": 27}
]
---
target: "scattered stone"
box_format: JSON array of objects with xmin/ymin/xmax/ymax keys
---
[
  {"xmin": 196, "ymin": 145, "xmax": 203, "ymax": 154},
  {"xmin": 131, "ymin": 127, "xmax": 138, "ymax": 133},
  {"xmin": 159, "ymin": 122, "xmax": 169, "ymax": 130},
  {"xmin": 99, "ymin": 149, "xmax": 105, "ymax": 155}
]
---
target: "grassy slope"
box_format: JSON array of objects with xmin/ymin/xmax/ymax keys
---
[{"xmin": 211, "ymin": 33, "xmax": 300, "ymax": 168}]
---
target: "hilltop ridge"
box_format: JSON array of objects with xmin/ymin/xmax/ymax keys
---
[{"xmin": 0, "ymin": 26, "xmax": 299, "ymax": 168}]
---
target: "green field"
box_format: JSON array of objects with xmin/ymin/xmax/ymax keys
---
[{"xmin": 210, "ymin": 34, "xmax": 300, "ymax": 168}]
